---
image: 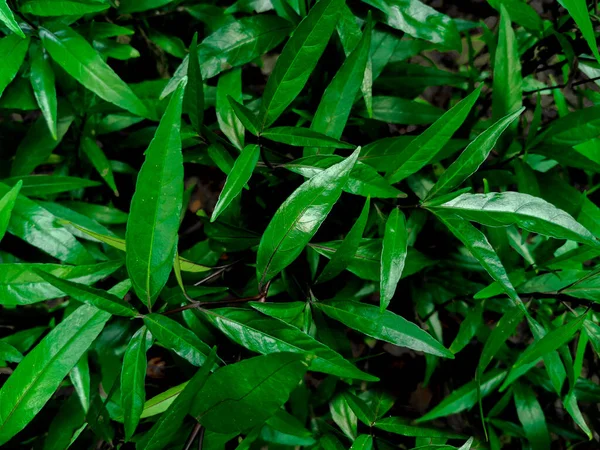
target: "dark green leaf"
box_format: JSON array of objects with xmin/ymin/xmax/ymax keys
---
[
  {"xmin": 21, "ymin": 0, "xmax": 109, "ymax": 16},
  {"xmin": 185, "ymin": 32, "xmax": 204, "ymax": 133},
  {"xmin": 380, "ymin": 208, "xmax": 407, "ymax": 311},
  {"xmin": 0, "ymin": 180, "xmax": 21, "ymax": 242},
  {"xmin": 262, "ymin": 127, "xmax": 355, "ymax": 148},
  {"xmin": 0, "ymin": 34, "xmax": 29, "ymax": 97},
  {"xmin": 513, "ymin": 383, "xmax": 551, "ymax": 450},
  {"xmin": 29, "ymin": 43, "xmax": 57, "ymax": 139}
]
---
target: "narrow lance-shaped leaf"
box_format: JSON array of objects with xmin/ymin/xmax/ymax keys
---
[
  {"xmin": 317, "ymin": 197, "xmax": 370, "ymax": 283},
  {"xmin": 216, "ymin": 68, "xmax": 244, "ymax": 149},
  {"xmin": 257, "ymin": 148, "xmax": 359, "ymax": 284},
  {"xmin": 478, "ymin": 307, "xmax": 525, "ymax": 377},
  {"xmin": 260, "ymin": 0, "xmax": 345, "ymax": 128},
  {"xmin": 306, "ymin": 15, "xmax": 371, "ymax": 156},
  {"xmin": 29, "ymin": 43, "xmax": 57, "ymax": 140},
  {"xmin": 126, "ymin": 80, "xmax": 186, "ymax": 309},
  {"xmin": 380, "ymin": 208, "xmax": 407, "ymax": 311},
  {"xmin": 262, "ymin": 127, "xmax": 355, "ymax": 148},
  {"xmin": 425, "ymin": 107, "xmax": 524, "ymax": 199},
  {"xmin": 229, "ymin": 96, "xmax": 260, "ymax": 136},
  {"xmin": 80, "ymin": 137, "xmax": 118, "ymax": 196},
  {"xmin": 39, "ymin": 26, "xmax": 149, "ymax": 118},
  {"xmin": 559, "ymin": 0, "xmax": 600, "ymax": 65},
  {"xmin": 0, "ymin": 34, "xmax": 29, "ymax": 97},
  {"xmin": 185, "ymin": 32, "xmax": 204, "ymax": 133},
  {"xmin": 121, "ymin": 327, "xmax": 151, "ymax": 441},
  {"xmin": 212, "ymin": 144, "xmax": 260, "ymax": 222},
  {"xmin": 2, "ymin": 176, "xmax": 99, "ymax": 197},
  {"xmin": 314, "ymin": 300, "xmax": 454, "ymax": 358},
  {"xmin": 0, "ymin": 180, "xmax": 22, "ymax": 242},
  {"xmin": 0, "ymin": 1, "xmax": 25, "ymax": 38},
  {"xmin": 513, "ymin": 383, "xmax": 551, "ymax": 450},
  {"xmin": 21, "ymin": 0, "xmax": 109, "ymax": 16},
  {"xmin": 386, "ymin": 86, "xmax": 481, "ymax": 184},
  {"xmin": 429, "ymin": 192, "xmax": 600, "ymax": 248}
]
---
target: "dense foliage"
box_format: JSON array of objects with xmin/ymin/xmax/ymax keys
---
[{"xmin": 2, "ymin": 0, "xmax": 600, "ymax": 448}]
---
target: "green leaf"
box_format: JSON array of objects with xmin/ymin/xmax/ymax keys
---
[
  {"xmin": 425, "ymin": 107, "xmax": 524, "ymax": 199},
  {"xmin": 284, "ymin": 155, "xmax": 405, "ymax": 198},
  {"xmin": 487, "ymin": 0, "xmax": 543, "ymax": 32},
  {"xmin": 202, "ymin": 307, "xmax": 377, "ymax": 381},
  {"xmin": 317, "ymin": 197, "xmax": 370, "ymax": 283},
  {"xmin": 429, "ymin": 192, "xmax": 600, "ymax": 248},
  {"xmin": 349, "ymin": 435, "xmax": 373, "ymax": 450},
  {"xmin": 118, "ymin": 0, "xmax": 173, "ymax": 13},
  {"xmin": 40, "ymin": 26, "xmax": 148, "ymax": 118},
  {"xmin": 0, "ymin": 304, "xmax": 112, "ymax": 446},
  {"xmin": 380, "ymin": 208, "xmax": 407, "ymax": 311},
  {"xmin": 229, "ymin": 96, "xmax": 261, "ymax": 136},
  {"xmin": 478, "ymin": 307, "xmax": 524, "ymax": 376},
  {"xmin": 416, "ymin": 369, "xmax": 507, "ymax": 422},
  {"xmin": 0, "ymin": 1, "xmax": 24, "ymax": 38},
  {"xmin": 314, "ymin": 300, "xmax": 453, "ymax": 358},
  {"xmin": 0, "ymin": 180, "xmax": 21, "ymax": 242},
  {"xmin": 137, "ymin": 348, "xmax": 218, "ymax": 450},
  {"xmin": 262, "ymin": 127, "xmax": 355, "ymax": 148},
  {"xmin": 121, "ymin": 327, "xmax": 151, "ymax": 441},
  {"xmin": 29, "ymin": 43, "xmax": 57, "ymax": 139},
  {"xmin": 513, "ymin": 383, "xmax": 551, "ymax": 450},
  {"xmin": 0, "ymin": 34, "xmax": 29, "ymax": 97},
  {"xmin": 0, "ymin": 342, "xmax": 23, "ymax": 363},
  {"xmin": 559, "ymin": 0, "xmax": 600, "ymax": 65},
  {"xmin": 513, "ymin": 313, "xmax": 587, "ymax": 368},
  {"xmin": 126, "ymin": 81, "xmax": 185, "ymax": 308},
  {"xmin": 143, "ymin": 313, "xmax": 213, "ymax": 367},
  {"xmin": 191, "ymin": 353, "xmax": 309, "ymax": 433},
  {"xmin": 21, "ymin": 0, "xmax": 109, "ymax": 16},
  {"xmin": 257, "ymin": 148, "xmax": 359, "ymax": 284},
  {"xmin": 259, "ymin": 0, "xmax": 344, "ymax": 128},
  {"xmin": 374, "ymin": 416, "xmax": 463, "ymax": 438},
  {"xmin": 307, "ymin": 16, "xmax": 371, "ymax": 155},
  {"xmin": 34, "ymin": 269, "xmax": 137, "ymax": 317},
  {"xmin": 212, "ymin": 144, "xmax": 260, "ymax": 222},
  {"xmin": 216, "ymin": 68, "xmax": 244, "ymax": 149},
  {"xmin": 185, "ymin": 32, "xmax": 204, "ymax": 133},
  {"xmin": 386, "ymin": 86, "xmax": 481, "ymax": 184},
  {"xmin": 341, "ymin": 392, "xmax": 377, "ymax": 425},
  {"xmin": 360, "ymin": 96, "xmax": 443, "ymax": 124},
  {"xmin": 2, "ymin": 175, "xmax": 100, "ymax": 197},
  {"xmin": 80, "ymin": 137, "xmax": 118, "ymax": 195}
]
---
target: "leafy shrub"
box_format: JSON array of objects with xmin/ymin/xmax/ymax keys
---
[{"xmin": 1, "ymin": 0, "xmax": 600, "ymax": 448}]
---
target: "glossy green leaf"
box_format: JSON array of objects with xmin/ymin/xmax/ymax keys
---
[
  {"xmin": 21, "ymin": 0, "xmax": 109, "ymax": 16},
  {"xmin": 216, "ymin": 68, "xmax": 243, "ymax": 149},
  {"xmin": 229, "ymin": 95, "xmax": 260, "ymax": 136},
  {"xmin": 429, "ymin": 192, "xmax": 600, "ymax": 248},
  {"xmin": 262, "ymin": 127, "xmax": 355, "ymax": 148},
  {"xmin": 202, "ymin": 307, "xmax": 377, "ymax": 381},
  {"xmin": 0, "ymin": 180, "xmax": 21, "ymax": 242},
  {"xmin": 374, "ymin": 416, "xmax": 463, "ymax": 438},
  {"xmin": 29, "ymin": 43, "xmax": 57, "ymax": 139},
  {"xmin": 386, "ymin": 86, "xmax": 481, "ymax": 184},
  {"xmin": 126, "ymin": 81, "xmax": 185, "ymax": 308},
  {"xmin": 559, "ymin": 0, "xmax": 600, "ymax": 64},
  {"xmin": 185, "ymin": 32, "xmax": 203, "ymax": 133},
  {"xmin": 318, "ymin": 197, "xmax": 370, "ymax": 283},
  {"xmin": 40, "ymin": 26, "xmax": 148, "ymax": 118},
  {"xmin": 513, "ymin": 383, "xmax": 551, "ymax": 450},
  {"xmin": 259, "ymin": 0, "xmax": 344, "ymax": 128},
  {"xmin": 380, "ymin": 208, "xmax": 407, "ymax": 311},
  {"xmin": 349, "ymin": 434, "xmax": 373, "ymax": 450},
  {"xmin": 3, "ymin": 175, "xmax": 100, "ymax": 197},
  {"xmin": 361, "ymin": 96, "xmax": 443, "ymax": 125},
  {"xmin": 0, "ymin": 34, "xmax": 29, "ymax": 97},
  {"xmin": 257, "ymin": 148, "xmax": 359, "ymax": 284},
  {"xmin": 314, "ymin": 300, "xmax": 453, "ymax": 358},
  {"xmin": 479, "ymin": 307, "xmax": 524, "ymax": 376},
  {"xmin": 121, "ymin": 327, "xmax": 150, "ymax": 440},
  {"xmin": 0, "ymin": 1, "xmax": 24, "ymax": 38},
  {"xmin": 80, "ymin": 137, "xmax": 118, "ymax": 195},
  {"xmin": 191, "ymin": 353, "xmax": 309, "ymax": 433},
  {"xmin": 212, "ymin": 144, "xmax": 260, "ymax": 222},
  {"xmin": 143, "ymin": 313, "xmax": 212, "ymax": 367},
  {"xmin": 425, "ymin": 107, "xmax": 524, "ymax": 199},
  {"xmin": 35, "ymin": 269, "xmax": 137, "ymax": 317}
]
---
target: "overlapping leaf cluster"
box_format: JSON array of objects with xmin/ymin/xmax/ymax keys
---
[{"xmin": 1, "ymin": 0, "xmax": 600, "ymax": 449}]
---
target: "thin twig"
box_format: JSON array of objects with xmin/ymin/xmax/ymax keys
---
[
  {"xmin": 524, "ymin": 75, "xmax": 600, "ymax": 94},
  {"xmin": 184, "ymin": 423, "xmax": 203, "ymax": 450}
]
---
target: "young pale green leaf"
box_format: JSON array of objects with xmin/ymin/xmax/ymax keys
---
[
  {"xmin": 29, "ymin": 43, "xmax": 57, "ymax": 140},
  {"xmin": 35, "ymin": 269, "xmax": 137, "ymax": 317},
  {"xmin": 80, "ymin": 137, "xmax": 118, "ymax": 195},
  {"xmin": 259, "ymin": 0, "xmax": 344, "ymax": 128},
  {"xmin": 202, "ymin": 307, "xmax": 377, "ymax": 381},
  {"xmin": 429, "ymin": 192, "xmax": 600, "ymax": 248},
  {"xmin": 191, "ymin": 353, "xmax": 309, "ymax": 434},
  {"xmin": 137, "ymin": 348, "xmax": 218, "ymax": 450},
  {"xmin": 21, "ymin": 0, "xmax": 109, "ymax": 16},
  {"xmin": 184, "ymin": 32, "xmax": 204, "ymax": 133},
  {"xmin": 216, "ymin": 68, "xmax": 244, "ymax": 149},
  {"xmin": 425, "ymin": 107, "xmax": 524, "ymax": 199},
  {"xmin": 262, "ymin": 127, "xmax": 355, "ymax": 148},
  {"xmin": 318, "ymin": 197, "xmax": 370, "ymax": 283},
  {"xmin": 228, "ymin": 96, "xmax": 261, "ymax": 136},
  {"xmin": 416, "ymin": 369, "xmax": 507, "ymax": 422},
  {"xmin": 559, "ymin": 0, "xmax": 600, "ymax": 64},
  {"xmin": 0, "ymin": 304, "xmax": 112, "ymax": 446},
  {"xmin": 360, "ymin": 96, "xmax": 443, "ymax": 124},
  {"xmin": 307, "ymin": 16, "xmax": 371, "ymax": 155},
  {"xmin": 314, "ymin": 300, "xmax": 453, "ymax": 358},
  {"xmin": 143, "ymin": 313, "xmax": 212, "ymax": 367},
  {"xmin": 374, "ymin": 416, "xmax": 464, "ymax": 438},
  {"xmin": 0, "ymin": 180, "xmax": 21, "ymax": 242},
  {"xmin": 3, "ymin": 176, "xmax": 100, "ymax": 197},
  {"xmin": 0, "ymin": 1, "xmax": 24, "ymax": 38},
  {"xmin": 380, "ymin": 208, "xmax": 407, "ymax": 311},
  {"xmin": 284, "ymin": 155, "xmax": 405, "ymax": 199},
  {"xmin": 121, "ymin": 327, "xmax": 151, "ymax": 441},
  {"xmin": 0, "ymin": 34, "xmax": 29, "ymax": 96},
  {"xmin": 513, "ymin": 313, "xmax": 587, "ymax": 368},
  {"xmin": 435, "ymin": 213, "xmax": 523, "ymax": 309},
  {"xmin": 513, "ymin": 383, "xmax": 551, "ymax": 450},
  {"xmin": 126, "ymin": 81, "xmax": 185, "ymax": 308},
  {"xmin": 39, "ymin": 26, "xmax": 149, "ymax": 118},
  {"xmin": 257, "ymin": 148, "xmax": 359, "ymax": 284},
  {"xmin": 386, "ymin": 86, "xmax": 481, "ymax": 184},
  {"xmin": 491, "ymin": 6, "xmax": 522, "ymax": 151},
  {"xmin": 212, "ymin": 144, "xmax": 260, "ymax": 222}
]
